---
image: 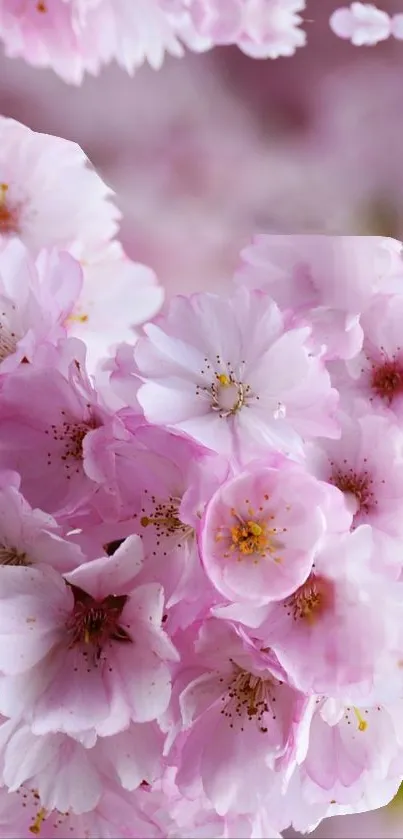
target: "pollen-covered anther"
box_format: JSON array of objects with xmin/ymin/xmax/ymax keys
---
[
  {"xmin": 217, "ymin": 503, "xmax": 286, "ymax": 564},
  {"xmin": 353, "ymin": 707, "xmax": 368, "ymax": 732},
  {"xmin": 285, "ymin": 574, "xmax": 331, "ymax": 624}
]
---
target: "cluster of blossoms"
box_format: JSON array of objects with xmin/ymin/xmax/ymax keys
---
[
  {"xmin": 1, "ymin": 116, "xmax": 403, "ymax": 838},
  {"xmin": 2, "ymin": 1, "xmax": 401, "ymax": 85}
]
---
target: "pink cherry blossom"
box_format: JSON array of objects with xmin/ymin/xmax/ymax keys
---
[
  {"xmin": 0, "ymin": 238, "xmax": 82, "ymax": 372},
  {"xmin": 0, "ymin": 341, "xmax": 121, "ymax": 519},
  {"xmin": 236, "ymin": 234, "xmax": 403, "ymax": 359},
  {"xmin": 305, "ymin": 412, "xmax": 403, "ymax": 577},
  {"xmin": 332, "ymin": 294, "xmax": 403, "ymax": 419},
  {"xmin": 65, "ymin": 253, "xmax": 164, "ymax": 372},
  {"xmin": 299, "ymin": 697, "xmax": 403, "ymax": 809},
  {"xmin": 0, "ymin": 536, "xmax": 178, "ymax": 736},
  {"xmin": 0, "ymin": 718, "xmax": 164, "ymax": 812},
  {"xmin": 330, "ymin": 3, "xmax": 391, "ymax": 46},
  {"xmin": 0, "ymin": 471, "xmax": 83, "ymax": 572},
  {"xmin": 174, "ymin": 618, "xmax": 310, "ymax": 816},
  {"xmin": 256, "ymin": 527, "xmax": 397, "ymax": 696},
  {"xmin": 0, "ymin": 782, "xmax": 161, "ymax": 838},
  {"xmin": 0, "ymin": 0, "xmax": 105, "ymax": 85},
  {"xmin": 200, "ymin": 459, "xmax": 350, "ymax": 607},
  {"xmin": 134, "ymin": 287, "xmax": 339, "ymax": 459},
  {"xmin": 0, "ymin": 116, "xmax": 120, "ymax": 260}
]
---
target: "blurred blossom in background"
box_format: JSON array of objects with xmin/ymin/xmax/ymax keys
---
[{"xmin": 1, "ymin": 6, "xmax": 403, "ymax": 832}]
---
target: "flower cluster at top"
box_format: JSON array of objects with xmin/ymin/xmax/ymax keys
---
[
  {"xmin": 2, "ymin": 115, "xmax": 403, "ymax": 839},
  {"xmin": 0, "ymin": 1, "xmax": 401, "ymax": 84}
]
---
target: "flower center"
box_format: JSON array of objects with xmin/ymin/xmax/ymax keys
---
[
  {"xmin": 45, "ymin": 415, "xmax": 98, "ymax": 473},
  {"xmin": 211, "ymin": 374, "xmax": 249, "ymax": 417},
  {"xmin": 370, "ymin": 357, "xmax": 403, "ymax": 404},
  {"xmin": 284, "ymin": 574, "xmax": 331, "ymax": 625},
  {"xmin": 140, "ymin": 495, "xmax": 194, "ymax": 549},
  {"xmin": 0, "ymin": 183, "xmax": 19, "ymax": 235},
  {"xmin": 216, "ymin": 501, "xmax": 286, "ymax": 564},
  {"xmin": 221, "ymin": 664, "xmax": 279, "ymax": 734},
  {"xmin": 0, "ymin": 544, "xmax": 29, "ymax": 566},
  {"xmin": 329, "ymin": 463, "xmax": 374, "ymax": 517},
  {"xmin": 66, "ymin": 583, "xmax": 132, "ymax": 662},
  {"xmin": 196, "ymin": 357, "xmax": 254, "ymax": 418}
]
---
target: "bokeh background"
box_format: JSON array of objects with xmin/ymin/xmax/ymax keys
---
[{"xmin": 2, "ymin": 1, "xmax": 403, "ymax": 835}]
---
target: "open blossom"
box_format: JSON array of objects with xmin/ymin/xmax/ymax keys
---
[
  {"xmin": 0, "ymin": 116, "xmax": 120, "ymax": 261},
  {"xmin": 0, "ymin": 717, "xmax": 164, "ymax": 813},
  {"xmin": 0, "ymin": 341, "xmax": 123, "ymax": 519},
  {"xmin": 0, "ymin": 782, "xmax": 160, "ymax": 839},
  {"xmin": 0, "ymin": 471, "xmax": 83, "ymax": 572},
  {"xmin": 254, "ymin": 527, "xmax": 397, "ymax": 696},
  {"xmin": 0, "ymin": 238, "xmax": 82, "ymax": 372},
  {"xmin": 305, "ymin": 412, "xmax": 403, "ymax": 577},
  {"xmin": 332, "ymin": 294, "xmax": 403, "ymax": 418},
  {"xmin": 200, "ymin": 458, "xmax": 350, "ymax": 607},
  {"xmin": 236, "ymin": 235, "xmax": 403, "ymax": 359},
  {"xmin": 66, "ymin": 253, "xmax": 164, "ymax": 372},
  {"xmin": 298, "ymin": 697, "xmax": 403, "ymax": 810},
  {"xmin": 111, "ymin": 423, "xmax": 228, "ymax": 626},
  {"xmin": 174, "ymin": 618, "xmax": 310, "ymax": 816},
  {"xmin": 330, "ymin": 3, "xmax": 392, "ymax": 46},
  {"xmin": 134, "ymin": 287, "xmax": 339, "ymax": 459},
  {"xmin": 0, "ymin": 536, "xmax": 178, "ymax": 736}
]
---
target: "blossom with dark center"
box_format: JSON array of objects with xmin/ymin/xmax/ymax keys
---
[{"xmin": 66, "ymin": 583, "xmax": 132, "ymax": 663}]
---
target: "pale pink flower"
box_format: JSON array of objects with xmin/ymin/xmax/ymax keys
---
[
  {"xmin": 66, "ymin": 252, "xmax": 163, "ymax": 372},
  {"xmin": 0, "ymin": 342, "xmax": 120, "ymax": 518},
  {"xmin": 0, "ymin": 471, "xmax": 83, "ymax": 572},
  {"xmin": 330, "ymin": 3, "xmax": 391, "ymax": 46},
  {"xmin": 237, "ymin": 234, "xmax": 403, "ymax": 359},
  {"xmin": 200, "ymin": 459, "xmax": 350, "ymax": 607},
  {"xmin": 237, "ymin": 0, "xmax": 307, "ymax": 59},
  {"xmin": 107, "ymin": 423, "xmax": 228, "ymax": 626},
  {"xmin": 84, "ymin": 0, "xmax": 187, "ymax": 75},
  {"xmin": 0, "ymin": 718, "xmax": 164, "ymax": 813},
  {"xmin": 256, "ymin": 527, "xmax": 395, "ymax": 696},
  {"xmin": 0, "ymin": 117, "xmax": 120, "ymax": 260},
  {"xmin": 134, "ymin": 288, "xmax": 339, "ymax": 459},
  {"xmin": 174, "ymin": 618, "xmax": 310, "ymax": 816},
  {"xmin": 299, "ymin": 697, "xmax": 403, "ymax": 809},
  {"xmin": 0, "ymin": 238, "xmax": 82, "ymax": 372},
  {"xmin": 305, "ymin": 412, "xmax": 403, "ymax": 577},
  {"xmin": 0, "ymin": 536, "xmax": 178, "ymax": 736},
  {"xmin": 332, "ymin": 294, "xmax": 403, "ymax": 419},
  {"xmin": 0, "ymin": 782, "xmax": 161, "ymax": 838}
]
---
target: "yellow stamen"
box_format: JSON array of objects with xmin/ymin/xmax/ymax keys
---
[
  {"xmin": 84, "ymin": 628, "xmax": 90, "ymax": 644},
  {"xmin": 217, "ymin": 374, "xmax": 230, "ymax": 386},
  {"xmin": 29, "ymin": 808, "xmax": 47, "ymax": 835},
  {"xmin": 353, "ymin": 707, "xmax": 368, "ymax": 732},
  {"xmin": 67, "ymin": 313, "xmax": 89, "ymax": 324}
]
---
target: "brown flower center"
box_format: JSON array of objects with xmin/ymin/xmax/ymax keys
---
[
  {"xmin": 370, "ymin": 358, "xmax": 403, "ymax": 404},
  {"xmin": 66, "ymin": 584, "xmax": 132, "ymax": 661}
]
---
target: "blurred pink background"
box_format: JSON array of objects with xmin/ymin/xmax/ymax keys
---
[{"xmin": 2, "ymin": 4, "xmax": 403, "ymax": 833}]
